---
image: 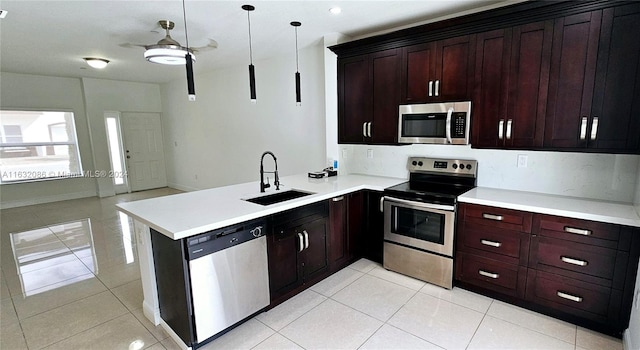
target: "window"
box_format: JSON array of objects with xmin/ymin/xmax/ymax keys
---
[{"xmin": 0, "ymin": 110, "xmax": 83, "ymax": 183}]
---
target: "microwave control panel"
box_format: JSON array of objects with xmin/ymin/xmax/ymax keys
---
[{"xmin": 452, "ymin": 113, "xmax": 467, "ymax": 138}]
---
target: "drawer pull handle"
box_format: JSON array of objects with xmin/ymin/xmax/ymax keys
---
[
  {"xmin": 478, "ymin": 270, "xmax": 499, "ymax": 279},
  {"xmin": 332, "ymin": 196, "xmax": 344, "ymax": 202},
  {"xmin": 557, "ymin": 291, "xmax": 583, "ymax": 303},
  {"xmin": 481, "ymin": 239, "xmax": 502, "ymax": 248},
  {"xmin": 561, "ymin": 256, "xmax": 588, "ymax": 267},
  {"xmin": 563, "ymin": 226, "xmax": 592, "ymax": 236},
  {"xmin": 482, "ymin": 213, "xmax": 503, "ymax": 221}
]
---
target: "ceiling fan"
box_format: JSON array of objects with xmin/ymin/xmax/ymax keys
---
[{"xmin": 122, "ymin": 20, "xmax": 218, "ymax": 65}]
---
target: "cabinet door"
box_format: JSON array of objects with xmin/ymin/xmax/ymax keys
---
[
  {"xmin": 267, "ymin": 227, "xmax": 302, "ymax": 299},
  {"xmin": 435, "ymin": 35, "xmax": 476, "ymax": 101},
  {"xmin": 363, "ymin": 191, "xmax": 384, "ymax": 263},
  {"xmin": 371, "ymin": 49, "xmax": 401, "ymax": 144},
  {"xmin": 506, "ymin": 21, "xmax": 553, "ymax": 148},
  {"xmin": 301, "ymin": 217, "xmax": 328, "ymax": 280},
  {"xmin": 347, "ymin": 191, "xmax": 365, "ymax": 260},
  {"xmin": 589, "ymin": 4, "xmax": 640, "ymax": 152},
  {"xmin": 402, "ymin": 43, "xmax": 436, "ymax": 103},
  {"xmin": 544, "ymin": 11, "xmax": 602, "ymax": 149},
  {"xmin": 328, "ymin": 196, "xmax": 348, "ymax": 271},
  {"xmin": 338, "ymin": 55, "xmax": 370, "ymax": 143},
  {"xmin": 472, "ymin": 28, "xmax": 511, "ymax": 148}
]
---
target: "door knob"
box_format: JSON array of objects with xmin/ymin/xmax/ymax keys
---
[{"xmin": 127, "ymin": 155, "xmax": 131, "ymax": 159}]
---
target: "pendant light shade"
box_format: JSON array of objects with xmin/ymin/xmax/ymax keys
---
[
  {"xmin": 291, "ymin": 21, "xmax": 301, "ymax": 106},
  {"xmin": 243, "ymin": 5, "xmax": 257, "ymax": 103},
  {"xmin": 182, "ymin": 0, "xmax": 196, "ymax": 101}
]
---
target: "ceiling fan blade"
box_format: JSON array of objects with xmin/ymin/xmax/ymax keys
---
[
  {"xmin": 119, "ymin": 43, "xmax": 147, "ymax": 49},
  {"xmin": 192, "ymin": 39, "xmax": 218, "ymax": 53}
]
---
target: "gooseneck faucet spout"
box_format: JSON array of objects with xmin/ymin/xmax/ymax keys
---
[{"xmin": 260, "ymin": 151, "xmax": 280, "ymax": 193}]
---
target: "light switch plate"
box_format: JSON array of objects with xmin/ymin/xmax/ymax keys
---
[{"xmin": 517, "ymin": 154, "xmax": 528, "ymax": 168}]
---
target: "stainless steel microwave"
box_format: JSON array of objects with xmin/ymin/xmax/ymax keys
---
[{"xmin": 398, "ymin": 101, "xmax": 471, "ymax": 145}]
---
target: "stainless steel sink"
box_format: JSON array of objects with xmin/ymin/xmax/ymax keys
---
[{"xmin": 243, "ymin": 189, "xmax": 314, "ymax": 206}]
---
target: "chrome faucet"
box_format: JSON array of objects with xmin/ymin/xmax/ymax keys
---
[{"xmin": 260, "ymin": 151, "xmax": 280, "ymax": 192}]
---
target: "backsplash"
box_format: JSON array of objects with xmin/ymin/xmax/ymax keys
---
[{"xmin": 339, "ymin": 144, "xmax": 640, "ymax": 203}]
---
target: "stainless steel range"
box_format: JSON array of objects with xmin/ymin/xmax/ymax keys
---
[{"xmin": 382, "ymin": 157, "xmax": 477, "ymax": 289}]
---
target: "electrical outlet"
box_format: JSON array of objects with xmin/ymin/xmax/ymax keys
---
[
  {"xmin": 367, "ymin": 149, "xmax": 374, "ymax": 159},
  {"xmin": 194, "ymin": 174, "xmax": 198, "ymax": 180},
  {"xmin": 517, "ymin": 154, "xmax": 528, "ymax": 168},
  {"xmin": 342, "ymin": 149, "xmax": 348, "ymax": 159}
]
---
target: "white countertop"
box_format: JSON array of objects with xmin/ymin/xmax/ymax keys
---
[
  {"xmin": 116, "ymin": 174, "xmax": 406, "ymax": 240},
  {"xmin": 458, "ymin": 187, "xmax": 640, "ymax": 228}
]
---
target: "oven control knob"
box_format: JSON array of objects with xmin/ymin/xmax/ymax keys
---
[
  {"xmin": 412, "ymin": 161, "xmax": 418, "ymax": 166},
  {"xmin": 466, "ymin": 164, "xmax": 472, "ymax": 170},
  {"xmin": 418, "ymin": 161, "xmax": 423, "ymax": 166},
  {"xmin": 452, "ymin": 163, "xmax": 458, "ymax": 169}
]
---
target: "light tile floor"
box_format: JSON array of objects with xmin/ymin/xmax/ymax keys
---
[{"xmin": 0, "ymin": 189, "xmax": 626, "ymax": 350}]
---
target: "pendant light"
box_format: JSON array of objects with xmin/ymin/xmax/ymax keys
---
[
  {"xmin": 242, "ymin": 5, "xmax": 257, "ymax": 103},
  {"xmin": 291, "ymin": 21, "xmax": 301, "ymax": 106},
  {"xmin": 182, "ymin": 0, "xmax": 196, "ymax": 101}
]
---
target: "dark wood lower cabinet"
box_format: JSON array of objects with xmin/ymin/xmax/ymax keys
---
[
  {"xmin": 267, "ymin": 202, "xmax": 329, "ymax": 305},
  {"xmin": 455, "ymin": 202, "xmax": 640, "ymax": 337}
]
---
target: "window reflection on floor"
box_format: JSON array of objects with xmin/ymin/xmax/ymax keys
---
[{"xmin": 10, "ymin": 218, "xmax": 106, "ymax": 296}]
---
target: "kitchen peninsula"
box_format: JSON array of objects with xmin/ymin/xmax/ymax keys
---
[{"xmin": 116, "ymin": 173, "xmax": 405, "ymax": 349}]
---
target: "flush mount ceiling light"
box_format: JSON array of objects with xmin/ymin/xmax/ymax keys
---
[
  {"xmin": 0, "ymin": 10, "xmax": 8, "ymax": 19},
  {"xmin": 143, "ymin": 20, "xmax": 196, "ymax": 65},
  {"xmin": 329, "ymin": 7, "xmax": 342, "ymax": 15},
  {"xmin": 83, "ymin": 57, "xmax": 109, "ymax": 69}
]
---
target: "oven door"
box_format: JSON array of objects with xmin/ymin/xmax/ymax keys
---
[{"xmin": 383, "ymin": 196, "xmax": 455, "ymax": 257}]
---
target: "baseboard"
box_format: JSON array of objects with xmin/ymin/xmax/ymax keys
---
[
  {"xmin": 167, "ymin": 182, "xmax": 199, "ymax": 192},
  {"xmin": 0, "ymin": 190, "xmax": 97, "ymax": 209}
]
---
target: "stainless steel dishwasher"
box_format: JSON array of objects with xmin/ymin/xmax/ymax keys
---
[
  {"xmin": 151, "ymin": 218, "xmax": 270, "ymax": 348},
  {"xmin": 186, "ymin": 218, "xmax": 270, "ymax": 343}
]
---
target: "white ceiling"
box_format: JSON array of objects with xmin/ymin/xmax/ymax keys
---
[{"xmin": 0, "ymin": 0, "xmax": 512, "ymax": 84}]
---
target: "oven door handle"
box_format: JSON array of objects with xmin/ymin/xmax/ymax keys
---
[{"xmin": 382, "ymin": 196, "xmax": 455, "ymax": 212}]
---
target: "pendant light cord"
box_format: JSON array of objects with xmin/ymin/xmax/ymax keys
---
[
  {"xmin": 182, "ymin": 0, "xmax": 190, "ymax": 49},
  {"xmin": 247, "ymin": 11, "xmax": 253, "ymax": 64},
  {"xmin": 294, "ymin": 26, "xmax": 299, "ymax": 72}
]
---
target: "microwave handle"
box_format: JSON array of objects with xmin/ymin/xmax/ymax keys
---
[{"xmin": 445, "ymin": 107, "xmax": 453, "ymax": 143}]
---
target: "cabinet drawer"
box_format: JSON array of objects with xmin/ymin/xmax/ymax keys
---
[
  {"xmin": 526, "ymin": 270, "xmax": 611, "ymax": 320},
  {"xmin": 462, "ymin": 203, "xmax": 532, "ymax": 232},
  {"xmin": 530, "ymin": 236, "xmax": 617, "ymax": 281},
  {"xmin": 455, "ymin": 252, "xmax": 526, "ymax": 297},
  {"xmin": 535, "ymin": 215, "xmax": 621, "ymax": 249},
  {"xmin": 459, "ymin": 223, "xmax": 530, "ymax": 262}
]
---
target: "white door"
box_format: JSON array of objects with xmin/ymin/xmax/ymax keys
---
[{"xmin": 121, "ymin": 112, "xmax": 167, "ymax": 192}]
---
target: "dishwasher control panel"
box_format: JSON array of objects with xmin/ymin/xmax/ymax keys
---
[{"xmin": 185, "ymin": 218, "xmax": 266, "ymax": 260}]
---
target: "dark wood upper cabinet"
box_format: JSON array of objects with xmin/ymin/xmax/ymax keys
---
[
  {"xmin": 402, "ymin": 35, "xmax": 475, "ymax": 103},
  {"xmin": 589, "ymin": 4, "xmax": 640, "ymax": 152},
  {"xmin": 338, "ymin": 49, "xmax": 400, "ymax": 144},
  {"xmin": 472, "ymin": 21, "xmax": 552, "ymax": 149},
  {"xmin": 334, "ymin": 1, "xmax": 640, "ymax": 153},
  {"xmin": 544, "ymin": 11, "xmax": 602, "ymax": 149},
  {"xmin": 338, "ymin": 55, "xmax": 370, "ymax": 144}
]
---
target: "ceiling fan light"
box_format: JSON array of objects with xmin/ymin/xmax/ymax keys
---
[
  {"xmin": 144, "ymin": 46, "xmax": 195, "ymax": 65},
  {"xmin": 84, "ymin": 57, "xmax": 109, "ymax": 69}
]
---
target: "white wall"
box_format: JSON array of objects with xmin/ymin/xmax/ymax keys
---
[
  {"xmin": 628, "ymin": 163, "xmax": 640, "ymax": 350},
  {"xmin": 0, "ymin": 73, "xmax": 97, "ymax": 208},
  {"xmin": 81, "ymin": 78, "xmax": 162, "ymax": 197},
  {"xmin": 161, "ymin": 42, "xmax": 326, "ymax": 191},
  {"xmin": 339, "ymin": 144, "xmax": 640, "ymax": 203}
]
